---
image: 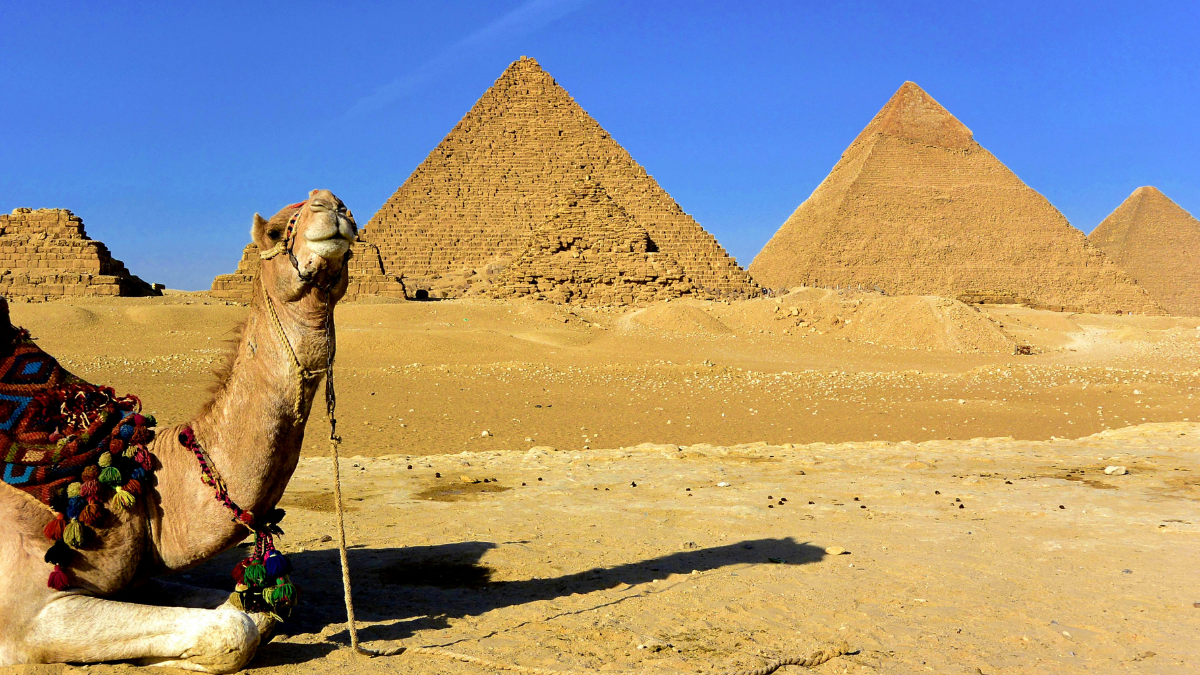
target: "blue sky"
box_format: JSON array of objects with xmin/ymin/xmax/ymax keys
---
[{"xmin": 1, "ymin": 1, "xmax": 1196, "ymax": 290}]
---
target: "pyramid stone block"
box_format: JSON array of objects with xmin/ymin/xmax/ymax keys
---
[
  {"xmin": 485, "ymin": 181, "xmax": 693, "ymax": 305},
  {"xmin": 0, "ymin": 208, "xmax": 160, "ymax": 301},
  {"xmin": 1089, "ymin": 187, "xmax": 1200, "ymax": 317},
  {"xmin": 209, "ymin": 239, "xmax": 406, "ymax": 302},
  {"xmin": 362, "ymin": 57, "xmax": 758, "ymax": 302},
  {"xmin": 749, "ymin": 82, "xmax": 1161, "ymax": 315}
]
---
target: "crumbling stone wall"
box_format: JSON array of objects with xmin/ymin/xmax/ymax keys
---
[
  {"xmin": 363, "ymin": 57, "xmax": 758, "ymax": 301},
  {"xmin": 749, "ymin": 82, "xmax": 1162, "ymax": 315},
  {"xmin": 485, "ymin": 182, "xmax": 693, "ymax": 305},
  {"xmin": 209, "ymin": 239, "xmax": 405, "ymax": 302},
  {"xmin": 1089, "ymin": 187, "xmax": 1200, "ymax": 317},
  {"xmin": 0, "ymin": 208, "xmax": 159, "ymax": 301}
]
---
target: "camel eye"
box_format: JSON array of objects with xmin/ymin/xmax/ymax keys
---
[{"xmin": 267, "ymin": 229, "xmax": 283, "ymax": 241}]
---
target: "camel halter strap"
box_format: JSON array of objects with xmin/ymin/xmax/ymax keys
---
[{"xmin": 259, "ymin": 202, "xmax": 346, "ymax": 290}]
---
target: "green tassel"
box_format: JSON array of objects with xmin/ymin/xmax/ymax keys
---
[
  {"xmin": 272, "ymin": 582, "xmax": 296, "ymax": 606},
  {"xmin": 123, "ymin": 446, "xmax": 138, "ymax": 459},
  {"xmin": 97, "ymin": 452, "xmax": 113, "ymax": 468},
  {"xmin": 243, "ymin": 563, "xmax": 267, "ymax": 587},
  {"xmin": 111, "ymin": 487, "xmax": 136, "ymax": 510},
  {"xmin": 66, "ymin": 482, "xmax": 82, "ymax": 499},
  {"xmin": 227, "ymin": 591, "xmax": 245, "ymax": 612},
  {"xmin": 63, "ymin": 519, "xmax": 85, "ymax": 548},
  {"xmin": 98, "ymin": 466, "xmax": 122, "ymax": 486}
]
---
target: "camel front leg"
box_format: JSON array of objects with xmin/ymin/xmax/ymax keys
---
[
  {"xmin": 121, "ymin": 578, "xmax": 278, "ymax": 642},
  {"xmin": 22, "ymin": 593, "xmax": 260, "ymax": 673}
]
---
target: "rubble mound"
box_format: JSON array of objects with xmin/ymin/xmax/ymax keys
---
[
  {"xmin": 0, "ymin": 208, "xmax": 159, "ymax": 301},
  {"xmin": 1089, "ymin": 187, "xmax": 1200, "ymax": 317},
  {"xmin": 749, "ymin": 82, "xmax": 1161, "ymax": 315},
  {"xmin": 362, "ymin": 56, "xmax": 758, "ymax": 301},
  {"xmin": 484, "ymin": 183, "xmax": 695, "ymax": 305}
]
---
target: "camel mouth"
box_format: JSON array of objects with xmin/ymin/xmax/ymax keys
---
[{"xmin": 306, "ymin": 237, "xmax": 351, "ymax": 260}]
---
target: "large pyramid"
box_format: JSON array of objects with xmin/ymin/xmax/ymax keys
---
[
  {"xmin": 749, "ymin": 82, "xmax": 1161, "ymax": 315},
  {"xmin": 0, "ymin": 208, "xmax": 160, "ymax": 301},
  {"xmin": 363, "ymin": 57, "xmax": 758, "ymax": 301},
  {"xmin": 1089, "ymin": 187, "xmax": 1200, "ymax": 316}
]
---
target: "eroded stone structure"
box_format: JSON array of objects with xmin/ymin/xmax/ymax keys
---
[
  {"xmin": 363, "ymin": 57, "xmax": 758, "ymax": 302},
  {"xmin": 749, "ymin": 82, "xmax": 1161, "ymax": 315},
  {"xmin": 1089, "ymin": 187, "xmax": 1200, "ymax": 317},
  {"xmin": 484, "ymin": 182, "xmax": 692, "ymax": 305},
  {"xmin": 0, "ymin": 208, "xmax": 159, "ymax": 301},
  {"xmin": 209, "ymin": 239, "xmax": 405, "ymax": 302}
]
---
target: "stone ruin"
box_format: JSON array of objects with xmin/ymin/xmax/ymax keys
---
[
  {"xmin": 1089, "ymin": 187, "xmax": 1200, "ymax": 317},
  {"xmin": 209, "ymin": 239, "xmax": 405, "ymax": 302},
  {"xmin": 362, "ymin": 56, "xmax": 758, "ymax": 303},
  {"xmin": 484, "ymin": 182, "xmax": 693, "ymax": 305},
  {"xmin": 749, "ymin": 82, "xmax": 1162, "ymax": 315},
  {"xmin": 0, "ymin": 208, "xmax": 160, "ymax": 301}
]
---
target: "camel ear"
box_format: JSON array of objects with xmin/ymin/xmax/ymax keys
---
[{"xmin": 250, "ymin": 213, "xmax": 283, "ymax": 250}]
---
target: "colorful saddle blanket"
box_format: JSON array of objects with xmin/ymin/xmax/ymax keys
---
[{"xmin": 0, "ymin": 329, "xmax": 156, "ymax": 589}]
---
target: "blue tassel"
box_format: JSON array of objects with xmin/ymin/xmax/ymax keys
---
[
  {"xmin": 263, "ymin": 550, "xmax": 292, "ymax": 577},
  {"xmin": 119, "ymin": 425, "xmax": 134, "ymax": 440},
  {"xmin": 131, "ymin": 467, "xmax": 145, "ymax": 481},
  {"xmin": 66, "ymin": 497, "xmax": 85, "ymax": 519}
]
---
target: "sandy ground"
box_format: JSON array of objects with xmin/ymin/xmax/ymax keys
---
[{"xmin": 3, "ymin": 294, "xmax": 1199, "ymax": 674}]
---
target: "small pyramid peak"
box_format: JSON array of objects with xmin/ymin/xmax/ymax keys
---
[{"xmin": 855, "ymin": 81, "xmax": 975, "ymax": 149}]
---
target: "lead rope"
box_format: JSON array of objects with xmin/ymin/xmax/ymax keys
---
[{"xmin": 315, "ymin": 271, "xmax": 850, "ymax": 670}]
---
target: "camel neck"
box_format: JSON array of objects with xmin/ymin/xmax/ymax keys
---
[{"xmin": 151, "ymin": 291, "xmax": 332, "ymax": 572}]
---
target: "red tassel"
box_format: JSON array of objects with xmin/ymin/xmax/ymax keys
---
[
  {"xmin": 239, "ymin": 512, "xmax": 255, "ymax": 526},
  {"xmin": 232, "ymin": 559, "xmax": 248, "ymax": 584},
  {"xmin": 78, "ymin": 503, "xmax": 102, "ymax": 527},
  {"xmin": 109, "ymin": 438, "xmax": 125, "ymax": 453},
  {"xmin": 47, "ymin": 565, "xmax": 69, "ymax": 590},
  {"xmin": 124, "ymin": 479, "xmax": 141, "ymax": 496},
  {"xmin": 135, "ymin": 450, "xmax": 153, "ymax": 471},
  {"xmin": 81, "ymin": 465, "xmax": 100, "ymax": 482},
  {"xmin": 43, "ymin": 513, "xmax": 65, "ymax": 541},
  {"xmin": 80, "ymin": 480, "xmax": 100, "ymax": 500}
]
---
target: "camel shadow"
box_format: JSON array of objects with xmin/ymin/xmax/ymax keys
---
[{"xmin": 177, "ymin": 537, "xmax": 824, "ymax": 666}]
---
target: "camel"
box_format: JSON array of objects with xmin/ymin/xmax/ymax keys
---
[{"xmin": 0, "ymin": 190, "xmax": 357, "ymax": 672}]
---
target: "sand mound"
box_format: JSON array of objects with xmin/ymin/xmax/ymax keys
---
[{"xmin": 626, "ymin": 302, "xmax": 734, "ymax": 336}]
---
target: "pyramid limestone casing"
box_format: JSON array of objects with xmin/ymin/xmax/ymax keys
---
[
  {"xmin": 1089, "ymin": 187, "xmax": 1200, "ymax": 317},
  {"xmin": 363, "ymin": 57, "xmax": 758, "ymax": 301},
  {"xmin": 485, "ymin": 182, "xmax": 692, "ymax": 305},
  {"xmin": 209, "ymin": 239, "xmax": 406, "ymax": 302},
  {"xmin": 0, "ymin": 208, "xmax": 160, "ymax": 301},
  {"xmin": 749, "ymin": 82, "xmax": 1161, "ymax": 315}
]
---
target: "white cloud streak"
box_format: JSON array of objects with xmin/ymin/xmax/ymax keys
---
[{"xmin": 344, "ymin": 0, "xmax": 588, "ymax": 118}]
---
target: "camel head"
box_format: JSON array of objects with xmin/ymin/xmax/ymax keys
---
[{"xmin": 251, "ymin": 189, "xmax": 357, "ymax": 304}]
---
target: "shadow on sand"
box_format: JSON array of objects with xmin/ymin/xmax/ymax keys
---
[{"xmin": 179, "ymin": 537, "xmax": 825, "ymax": 667}]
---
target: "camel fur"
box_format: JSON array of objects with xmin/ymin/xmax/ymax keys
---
[{"xmin": 0, "ymin": 190, "xmax": 357, "ymax": 672}]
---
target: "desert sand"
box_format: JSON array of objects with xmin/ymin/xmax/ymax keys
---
[{"xmin": 2, "ymin": 293, "xmax": 1198, "ymax": 674}]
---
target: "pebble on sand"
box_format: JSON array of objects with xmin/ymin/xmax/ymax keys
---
[
  {"xmin": 825, "ymin": 546, "xmax": 848, "ymax": 555},
  {"xmin": 1104, "ymin": 465, "xmax": 1128, "ymax": 475},
  {"xmin": 717, "ymin": 481, "xmax": 730, "ymax": 487}
]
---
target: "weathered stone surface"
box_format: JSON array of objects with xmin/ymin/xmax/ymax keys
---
[
  {"xmin": 362, "ymin": 56, "xmax": 758, "ymax": 302},
  {"xmin": 749, "ymin": 82, "xmax": 1162, "ymax": 315},
  {"xmin": 209, "ymin": 239, "xmax": 406, "ymax": 302},
  {"xmin": 0, "ymin": 208, "xmax": 160, "ymax": 301},
  {"xmin": 1089, "ymin": 187, "xmax": 1200, "ymax": 317},
  {"xmin": 483, "ymin": 182, "xmax": 694, "ymax": 305}
]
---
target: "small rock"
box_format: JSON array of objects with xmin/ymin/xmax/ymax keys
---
[
  {"xmin": 825, "ymin": 546, "xmax": 848, "ymax": 555},
  {"xmin": 717, "ymin": 481, "xmax": 730, "ymax": 487},
  {"xmin": 461, "ymin": 475, "xmax": 479, "ymax": 484},
  {"xmin": 1104, "ymin": 465, "xmax": 1128, "ymax": 475},
  {"xmin": 481, "ymin": 430, "xmax": 491, "ymax": 437},
  {"xmin": 320, "ymin": 535, "xmax": 333, "ymax": 543}
]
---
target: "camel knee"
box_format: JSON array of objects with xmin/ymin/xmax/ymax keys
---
[{"xmin": 168, "ymin": 610, "xmax": 260, "ymax": 673}]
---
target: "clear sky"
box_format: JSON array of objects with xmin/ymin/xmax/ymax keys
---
[{"xmin": 1, "ymin": 1, "xmax": 1196, "ymax": 290}]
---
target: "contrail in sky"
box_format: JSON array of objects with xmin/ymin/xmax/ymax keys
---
[{"xmin": 344, "ymin": 0, "xmax": 588, "ymax": 118}]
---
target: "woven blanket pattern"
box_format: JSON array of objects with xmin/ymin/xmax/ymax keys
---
[{"xmin": 0, "ymin": 330, "xmax": 156, "ymax": 590}]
